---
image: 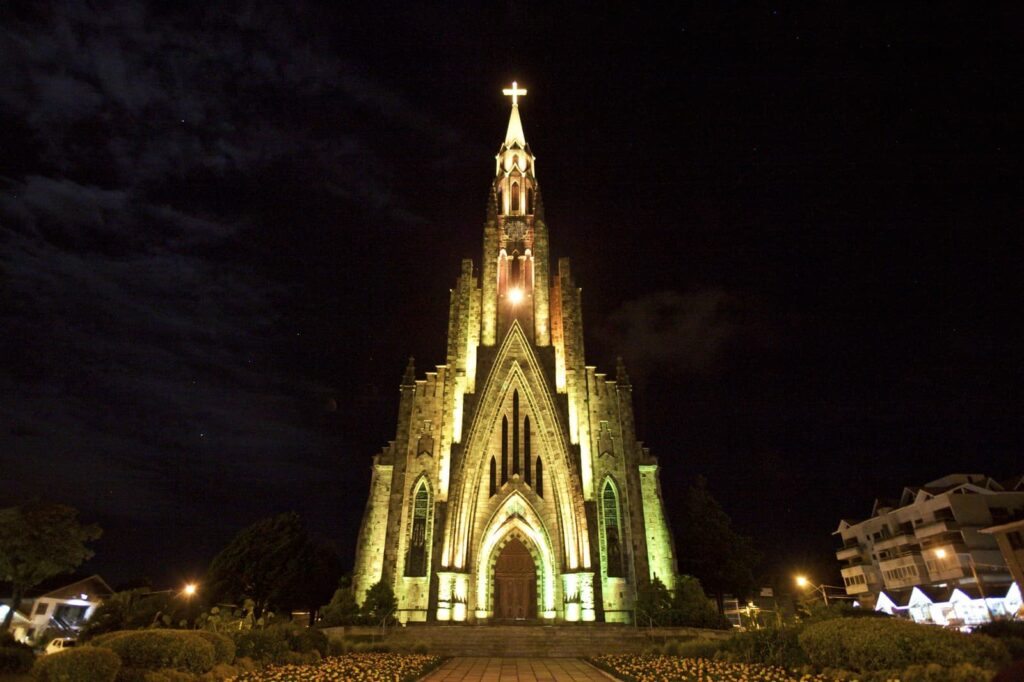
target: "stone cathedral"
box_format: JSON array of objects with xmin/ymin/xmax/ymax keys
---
[{"xmin": 352, "ymin": 83, "xmax": 678, "ymax": 624}]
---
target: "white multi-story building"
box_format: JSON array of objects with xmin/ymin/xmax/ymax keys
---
[{"xmin": 834, "ymin": 474, "xmax": 1023, "ymax": 625}]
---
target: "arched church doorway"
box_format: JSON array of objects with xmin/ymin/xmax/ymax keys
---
[{"xmin": 492, "ymin": 537, "xmax": 537, "ymax": 620}]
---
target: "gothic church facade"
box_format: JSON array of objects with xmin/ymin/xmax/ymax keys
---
[{"xmin": 352, "ymin": 84, "xmax": 678, "ymax": 623}]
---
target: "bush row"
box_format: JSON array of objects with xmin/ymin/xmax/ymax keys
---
[
  {"xmin": 714, "ymin": 617, "xmax": 1011, "ymax": 677},
  {"xmin": 0, "ymin": 635, "xmax": 36, "ymax": 674}
]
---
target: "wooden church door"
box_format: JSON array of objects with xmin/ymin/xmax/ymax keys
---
[{"xmin": 493, "ymin": 537, "xmax": 537, "ymax": 619}]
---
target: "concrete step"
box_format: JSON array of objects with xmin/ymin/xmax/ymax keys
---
[{"xmin": 323, "ymin": 624, "xmax": 730, "ymax": 657}]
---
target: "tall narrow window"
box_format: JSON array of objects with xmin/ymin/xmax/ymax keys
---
[
  {"xmin": 535, "ymin": 457, "xmax": 543, "ymax": 498},
  {"xmin": 489, "ymin": 456, "xmax": 497, "ymax": 497},
  {"xmin": 406, "ymin": 484, "xmax": 430, "ymax": 576},
  {"xmin": 512, "ymin": 391, "xmax": 520, "ymax": 475},
  {"xmin": 523, "ymin": 416, "xmax": 531, "ymax": 484},
  {"xmin": 501, "ymin": 416, "xmax": 509, "ymax": 484},
  {"xmin": 509, "ymin": 252, "xmax": 521, "ymax": 286},
  {"xmin": 498, "ymin": 188, "xmax": 504, "ymax": 214},
  {"xmin": 511, "ymin": 182, "xmax": 520, "ymax": 213},
  {"xmin": 603, "ymin": 480, "xmax": 624, "ymax": 577},
  {"xmin": 527, "ymin": 187, "xmax": 534, "ymax": 214}
]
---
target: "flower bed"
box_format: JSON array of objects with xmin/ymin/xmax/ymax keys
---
[
  {"xmin": 591, "ymin": 654, "xmax": 834, "ymax": 682},
  {"xmin": 229, "ymin": 652, "xmax": 443, "ymax": 682}
]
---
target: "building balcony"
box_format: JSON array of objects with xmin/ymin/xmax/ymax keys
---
[
  {"xmin": 836, "ymin": 544, "xmax": 865, "ymax": 561},
  {"xmin": 840, "ymin": 564, "xmax": 882, "ymax": 595},
  {"xmin": 923, "ymin": 550, "xmax": 970, "ymax": 581},
  {"xmin": 915, "ymin": 519, "xmax": 960, "ymax": 539},
  {"xmin": 875, "ymin": 533, "xmax": 916, "ymax": 552},
  {"xmin": 879, "ymin": 553, "xmax": 929, "ymax": 590}
]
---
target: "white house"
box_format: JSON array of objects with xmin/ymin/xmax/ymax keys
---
[{"xmin": 1, "ymin": 575, "xmax": 113, "ymax": 644}]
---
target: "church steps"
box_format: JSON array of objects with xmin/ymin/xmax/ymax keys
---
[{"xmin": 323, "ymin": 625, "xmax": 729, "ymax": 657}]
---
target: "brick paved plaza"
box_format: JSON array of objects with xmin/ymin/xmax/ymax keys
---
[{"xmin": 421, "ymin": 657, "xmax": 616, "ymax": 682}]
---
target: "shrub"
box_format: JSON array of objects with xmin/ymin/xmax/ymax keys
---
[
  {"xmin": 326, "ymin": 638, "xmax": 347, "ymax": 657},
  {"xmin": 799, "ymin": 618, "xmax": 1010, "ymax": 672},
  {"xmin": 719, "ymin": 626, "xmax": 808, "ymax": 667},
  {"xmin": 975, "ymin": 621, "xmax": 1024, "ymax": 662},
  {"xmin": 193, "ymin": 631, "xmax": 235, "ymax": 664},
  {"xmin": 672, "ymin": 638, "xmax": 723, "ymax": 659},
  {"xmin": 288, "ymin": 627, "xmax": 328, "ymax": 656},
  {"xmin": 230, "ymin": 628, "xmax": 289, "ymax": 663},
  {"xmin": 0, "ymin": 638, "xmax": 35, "ymax": 674},
  {"xmin": 32, "ymin": 647, "xmax": 121, "ymax": 682},
  {"xmin": 95, "ymin": 630, "xmax": 215, "ymax": 673}
]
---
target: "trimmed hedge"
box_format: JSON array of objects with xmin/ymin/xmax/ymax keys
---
[
  {"xmin": 0, "ymin": 640, "xmax": 35, "ymax": 673},
  {"xmin": 799, "ymin": 617, "xmax": 1009, "ymax": 672},
  {"xmin": 720, "ymin": 626, "xmax": 808, "ymax": 668},
  {"xmin": 32, "ymin": 647, "xmax": 121, "ymax": 682},
  {"xmin": 194, "ymin": 630, "xmax": 235, "ymax": 664},
  {"xmin": 231, "ymin": 628, "xmax": 289, "ymax": 663},
  {"xmin": 94, "ymin": 630, "xmax": 215, "ymax": 673}
]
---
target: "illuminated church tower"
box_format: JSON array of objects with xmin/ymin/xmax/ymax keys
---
[{"xmin": 352, "ymin": 83, "xmax": 678, "ymax": 623}]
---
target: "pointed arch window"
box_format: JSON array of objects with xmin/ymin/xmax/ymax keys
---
[
  {"xmin": 523, "ymin": 416, "xmax": 531, "ymax": 484},
  {"xmin": 512, "ymin": 390, "xmax": 520, "ymax": 475},
  {"xmin": 406, "ymin": 482, "xmax": 431, "ymax": 577},
  {"xmin": 510, "ymin": 182, "xmax": 520, "ymax": 213},
  {"xmin": 602, "ymin": 480, "xmax": 624, "ymax": 577},
  {"xmin": 527, "ymin": 187, "xmax": 534, "ymax": 214},
  {"xmin": 501, "ymin": 416, "xmax": 509, "ymax": 484},
  {"xmin": 535, "ymin": 457, "xmax": 543, "ymax": 498},
  {"xmin": 489, "ymin": 456, "xmax": 497, "ymax": 497}
]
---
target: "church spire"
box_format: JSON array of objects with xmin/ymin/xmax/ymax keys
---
[
  {"xmin": 482, "ymin": 81, "xmax": 549, "ymax": 347},
  {"xmin": 503, "ymin": 81, "xmax": 528, "ymax": 147}
]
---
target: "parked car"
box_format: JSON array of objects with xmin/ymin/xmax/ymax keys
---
[{"xmin": 44, "ymin": 638, "xmax": 77, "ymax": 655}]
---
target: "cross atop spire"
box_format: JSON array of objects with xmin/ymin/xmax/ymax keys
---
[{"xmin": 502, "ymin": 81, "xmax": 527, "ymax": 107}]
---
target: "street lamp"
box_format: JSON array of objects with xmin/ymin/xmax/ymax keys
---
[
  {"xmin": 795, "ymin": 575, "xmax": 845, "ymax": 606},
  {"xmin": 931, "ymin": 548, "xmax": 996, "ymax": 620},
  {"xmin": 182, "ymin": 583, "xmax": 198, "ymax": 598}
]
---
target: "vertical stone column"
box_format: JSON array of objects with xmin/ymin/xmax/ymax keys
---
[
  {"xmin": 481, "ymin": 193, "xmax": 499, "ymax": 346},
  {"xmin": 639, "ymin": 463, "xmax": 677, "ymax": 592},
  {"xmin": 533, "ymin": 214, "xmax": 551, "ymax": 346}
]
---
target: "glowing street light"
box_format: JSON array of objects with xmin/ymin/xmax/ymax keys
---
[
  {"xmin": 794, "ymin": 574, "xmax": 840, "ymax": 606},
  {"xmin": 182, "ymin": 583, "xmax": 198, "ymax": 597},
  {"xmin": 508, "ymin": 287, "xmax": 524, "ymax": 305}
]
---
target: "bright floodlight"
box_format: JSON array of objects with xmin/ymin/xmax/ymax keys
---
[
  {"xmin": 934, "ymin": 548, "xmax": 947, "ymax": 559},
  {"xmin": 795, "ymin": 575, "xmax": 809, "ymax": 588},
  {"xmin": 183, "ymin": 583, "xmax": 198, "ymax": 597},
  {"xmin": 508, "ymin": 287, "xmax": 524, "ymax": 305}
]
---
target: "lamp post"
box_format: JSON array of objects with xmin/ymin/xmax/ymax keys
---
[
  {"xmin": 795, "ymin": 575, "xmax": 846, "ymax": 607},
  {"xmin": 932, "ymin": 548, "xmax": 996, "ymax": 621}
]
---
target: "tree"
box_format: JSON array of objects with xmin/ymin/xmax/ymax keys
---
[
  {"xmin": 674, "ymin": 476, "xmax": 760, "ymax": 612},
  {"xmin": 360, "ymin": 579, "xmax": 397, "ymax": 624},
  {"xmin": 635, "ymin": 575, "xmax": 673, "ymax": 625},
  {"xmin": 319, "ymin": 575, "xmax": 363, "ymax": 626},
  {"xmin": 671, "ymin": 574, "xmax": 732, "ymax": 629},
  {"xmin": 205, "ymin": 512, "xmax": 340, "ymax": 619},
  {"xmin": 0, "ymin": 502, "xmax": 102, "ymax": 632}
]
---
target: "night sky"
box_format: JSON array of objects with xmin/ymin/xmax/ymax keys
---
[{"xmin": 1, "ymin": 2, "xmax": 1020, "ymax": 590}]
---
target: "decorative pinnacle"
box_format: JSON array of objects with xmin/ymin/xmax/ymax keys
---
[
  {"xmin": 502, "ymin": 81, "xmax": 527, "ymax": 107},
  {"xmin": 402, "ymin": 356, "xmax": 416, "ymax": 385},
  {"xmin": 616, "ymin": 356, "xmax": 631, "ymax": 386}
]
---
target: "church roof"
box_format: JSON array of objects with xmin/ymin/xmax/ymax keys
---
[{"xmin": 505, "ymin": 104, "xmax": 527, "ymax": 148}]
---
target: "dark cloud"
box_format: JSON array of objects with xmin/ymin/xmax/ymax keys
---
[
  {"xmin": 603, "ymin": 289, "xmax": 772, "ymax": 379},
  {"xmin": 0, "ymin": 1, "xmax": 465, "ymax": 579}
]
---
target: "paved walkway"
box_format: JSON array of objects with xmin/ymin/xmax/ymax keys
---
[{"xmin": 421, "ymin": 657, "xmax": 617, "ymax": 682}]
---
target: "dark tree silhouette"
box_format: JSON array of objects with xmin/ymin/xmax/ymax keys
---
[
  {"xmin": 0, "ymin": 502, "xmax": 101, "ymax": 632},
  {"xmin": 675, "ymin": 476, "xmax": 760, "ymax": 612},
  {"xmin": 205, "ymin": 512, "xmax": 340, "ymax": 619}
]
